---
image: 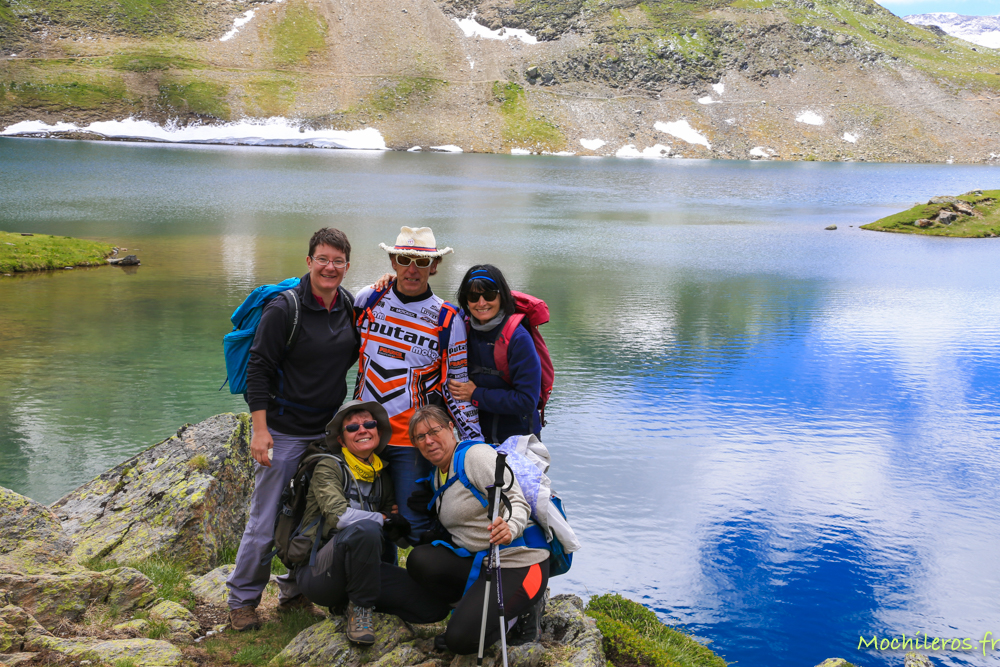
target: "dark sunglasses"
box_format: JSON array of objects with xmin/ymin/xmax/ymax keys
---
[
  {"xmin": 468, "ymin": 290, "xmax": 499, "ymax": 303},
  {"xmin": 344, "ymin": 420, "xmax": 378, "ymax": 433},
  {"xmin": 394, "ymin": 255, "xmax": 433, "ymax": 268}
]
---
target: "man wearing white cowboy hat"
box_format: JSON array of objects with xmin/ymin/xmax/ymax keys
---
[{"xmin": 353, "ymin": 226, "xmax": 482, "ymax": 543}]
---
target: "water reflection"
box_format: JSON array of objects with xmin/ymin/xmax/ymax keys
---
[{"xmin": 1, "ymin": 138, "xmax": 999, "ymax": 667}]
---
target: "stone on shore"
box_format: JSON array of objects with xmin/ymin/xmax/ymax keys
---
[
  {"xmin": 27, "ymin": 635, "xmax": 183, "ymax": 667},
  {"xmin": 0, "ymin": 567, "xmax": 156, "ymax": 629},
  {"xmin": 52, "ymin": 413, "xmax": 254, "ymax": 573},
  {"xmin": 270, "ymin": 613, "xmax": 415, "ymax": 666},
  {"xmin": 0, "ymin": 486, "xmax": 79, "ymax": 576},
  {"xmin": 190, "ymin": 564, "xmax": 234, "ymax": 606},
  {"xmin": 0, "ymin": 486, "xmax": 158, "ymax": 629},
  {"xmin": 541, "ymin": 595, "xmax": 606, "ymax": 667}
]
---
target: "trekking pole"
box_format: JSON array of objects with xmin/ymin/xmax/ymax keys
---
[{"xmin": 477, "ymin": 452, "xmax": 509, "ymax": 667}]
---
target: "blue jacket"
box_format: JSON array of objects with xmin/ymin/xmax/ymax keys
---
[{"xmin": 467, "ymin": 315, "xmax": 542, "ymax": 443}]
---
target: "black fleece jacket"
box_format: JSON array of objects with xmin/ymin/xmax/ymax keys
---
[{"xmin": 246, "ymin": 274, "xmax": 359, "ymax": 435}]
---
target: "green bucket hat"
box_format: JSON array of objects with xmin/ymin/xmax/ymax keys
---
[{"xmin": 325, "ymin": 400, "xmax": 392, "ymax": 452}]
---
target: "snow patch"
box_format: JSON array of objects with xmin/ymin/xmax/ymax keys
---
[
  {"xmin": 221, "ymin": 9, "xmax": 255, "ymax": 42},
  {"xmin": 843, "ymin": 132, "xmax": 858, "ymax": 143},
  {"xmin": 697, "ymin": 96, "xmax": 720, "ymax": 105},
  {"xmin": 795, "ymin": 111, "xmax": 824, "ymax": 126},
  {"xmin": 749, "ymin": 146, "xmax": 772, "ymax": 158},
  {"xmin": 511, "ymin": 148, "xmax": 532, "ymax": 155},
  {"xmin": 453, "ymin": 14, "xmax": 538, "ymax": 44},
  {"xmin": 580, "ymin": 138, "xmax": 606, "ymax": 150},
  {"xmin": 430, "ymin": 144, "xmax": 463, "ymax": 153},
  {"xmin": 712, "ymin": 83, "xmax": 725, "ymax": 95},
  {"xmin": 905, "ymin": 12, "xmax": 1000, "ymax": 49},
  {"xmin": 1, "ymin": 117, "xmax": 387, "ymax": 150},
  {"xmin": 544, "ymin": 151, "xmax": 576, "ymax": 156},
  {"xmin": 407, "ymin": 146, "xmax": 422, "ymax": 152},
  {"xmin": 615, "ymin": 145, "xmax": 643, "ymax": 158},
  {"xmin": 724, "ymin": 118, "xmax": 736, "ymax": 125},
  {"xmin": 653, "ymin": 120, "xmax": 711, "ymax": 149},
  {"xmin": 642, "ymin": 144, "xmax": 671, "ymax": 158}
]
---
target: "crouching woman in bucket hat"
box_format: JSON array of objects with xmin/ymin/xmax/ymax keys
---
[
  {"xmin": 294, "ymin": 400, "xmax": 450, "ymax": 645},
  {"xmin": 404, "ymin": 405, "xmax": 550, "ymax": 654}
]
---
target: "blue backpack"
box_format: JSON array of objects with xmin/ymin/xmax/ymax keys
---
[
  {"xmin": 424, "ymin": 439, "xmax": 576, "ymax": 591},
  {"xmin": 221, "ymin": 278, "xmax": 302, "ymax": 397}
]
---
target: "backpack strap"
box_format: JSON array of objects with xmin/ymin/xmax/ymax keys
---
[
  {"xmin": 492, "ymin": 313, "xmax": 524, "ymax": 386},
  {"xmin": 354, "ymin": 282, "xmax": 393, "ymax": 398},
  {"xmin": 433, "ymin": 302, "xmax": 459, "ymax": 393}
]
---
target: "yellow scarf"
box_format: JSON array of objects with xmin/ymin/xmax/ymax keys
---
[{"xmin": 342, "ymin": 449, "xmax": 383, "ymax": 483}]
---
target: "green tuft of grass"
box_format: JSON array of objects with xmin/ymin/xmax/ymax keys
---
[
  {"xmin": 144, "ymin": 618, "xmax": 172, "ymax": 640},
  {"xmin": 130, "ymin": 556, "xmax": 197, "ymax": 607},
  {"xmin": 861, "ymin": 189, "xmax": 1000, "ymax": 237},
  {"xmin": 114, "ymin": 659, "xmax": 138, "ymax": 667},
  {"xmin": 0, "ymin": 231, "xmax": 114, "ymax": 273},
  {"xmin": 492, "ymin": 81, "xmax": 565, "ymax": 152},
  {"xmin": 112, "ymin": 52, "xmax": 196, "ymax": 72},
  {"xmin": 189, "ymin": 454, "xmax": 210, "ymax": 472},
  {"xmin": 270, "ymin": 0, "xmax": 327, "ymax": 66},
  {"xmin": 0, "ymin": 79, "xmax": 132, "ymax": 112},
  {"xmin": 586, "ymin": 593, "xmax": 727, "ymax": 667},
  {"xmin": 202, "ymin": 608, "xmax": 323, "ymax": 666},
  {"xmin": 158, "ymin": 79, "xmax": 230, "ymax": 119},
  {"xmin": 368, "ymin": 77, "xmax": 444, "ymax": 115}
]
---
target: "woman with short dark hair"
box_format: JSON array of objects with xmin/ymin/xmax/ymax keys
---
[{"xmin": 448, "ymin": 264, "xmax": 542, "ymax": 444}]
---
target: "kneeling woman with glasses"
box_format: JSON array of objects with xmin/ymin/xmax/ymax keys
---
[{"xmin": 447, "ymin": 265, "xmax": 542, "ymax": 444}]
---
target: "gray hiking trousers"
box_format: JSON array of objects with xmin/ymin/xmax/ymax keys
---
[{"xmin": 226, "ymin": 428, "xmax": 322, "ymax": 610}]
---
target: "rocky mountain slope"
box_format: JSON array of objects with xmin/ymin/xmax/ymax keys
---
[
  {"xmin": 905, "ymin": 12, "xmax": 1000, "ymax": 49},
  {"xmin": 2, "ymin": 0, "xmax": 1000, "ymax": 162}
]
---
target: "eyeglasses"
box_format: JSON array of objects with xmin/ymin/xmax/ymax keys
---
[
  {"xmin": 344, "ymin": 420, "xmax": 378, "ymax": 433},
  {"xmin": 394, "ymin": 254, "xmax": 433, "ymax": 269},
  {"xmin": 412, "ymin": 425, "xmax": 445, "ymax": 445},
  {"xmin": 311, "ymin": 256, "xmax": 348, "ymax": 269},
  {"xmin": 467, "ymin": 290, "xmax": 499, "ymax": 303}
]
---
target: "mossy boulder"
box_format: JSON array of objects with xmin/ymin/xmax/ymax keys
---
[
  {"xmin": 0, "ymin": 486, "xmax": 79, "ymax": 576},
  {"xmin": 189, "ymin": 563, "xmax": 234, "ymax": 606},
  {"xmin": 271, "ymin": 612, "xmax": 415, "ymax": 666},
  {"xmin": 0, "ymin": 567, "xmax": 156, "ymax": 629},
  {"xmin": 27, "ymin": 635, "xmax": 183, "ymax": 667},
  {"xmin": 52, "ymin": 413, "xmax": 254, "ymax": 573},
  {"xmin": 0, "ymin": 605, "xmax": 52, "ymax": 655},
  {"xmin": 148, "ymin": 599, "xmax": 199, "ymax": 641}
]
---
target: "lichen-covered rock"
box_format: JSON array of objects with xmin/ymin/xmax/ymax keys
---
[
  {"xmin": 508, "ymin": 642, "xmax": 545, "ymax": 667},
  {"xmin": 148, "ymin": 599, "xmax": 199, "ymax": 639},
  {"xmin": 542, "ymin": 595, "xmax": 606, "ymax": 667},
  {"xmin": 52, "ymin": 413, "xmax": 254, "ymax": 573},
  {"xmin": 112, "ymin": 618, "xmax": 150, "ymax": 634},
  {"xmin": 814, "ymin": 660, "xmax": 852, "ymax": 667},
  {"xmin": 0, "ymin": 486, "xmax": 80, "ymax": 576},
  {"xmin": 271, "ymin": 613, "xmax": 414, "ymax": 666},
  {"xmin": 369, "ymin": 643, "xmax": 426, "ymax": 667},
  {"xmin": 0, "ymin": 653, "xmax": 37, "ymax": 666},
  {"xmin": 190, "ymin": 564, "xmax": 234, "ymax": 606},
  {"xmin": 28, "ymin": 635, "xmax": 183, "ymax": 667},
  {"xmin": 0, "ymin": 605, "xmax": 51, "ymax": 649},
  {"xmin": 905, "ymin": 654, "xmax": 933, "ymax": 667},
  {"xmin": 0, "ymin": 619, "xmax": 18, "ymax": 652},
  {"xmin": 0, "ymin": 567, "xmax": 156, "ymax": 629}
]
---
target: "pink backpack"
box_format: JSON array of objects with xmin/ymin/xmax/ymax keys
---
[{"xmin": 493, "ymin": 291, "xmax": 555, "ymax": 425}]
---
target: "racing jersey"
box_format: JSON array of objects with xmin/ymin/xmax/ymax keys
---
[{"xmin": 354, "ymin": 285, "xmax": 481, "ymax": 447}]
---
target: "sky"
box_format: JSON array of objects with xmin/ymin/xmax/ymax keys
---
[{"xmin": 876, "ymin": 0, "xmax": 1000, "ymax": 17}]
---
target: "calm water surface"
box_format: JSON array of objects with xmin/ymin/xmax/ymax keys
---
[{"xmin": 2, "ymin": 137, "xmax": 999, "ymax": 667}]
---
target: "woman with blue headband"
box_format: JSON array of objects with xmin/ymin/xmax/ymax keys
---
[{"xmin": 447, "ymin": 265, "xmax": 542, "ymax": 443}]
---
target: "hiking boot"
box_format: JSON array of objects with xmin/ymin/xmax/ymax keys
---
[
  {"xmin": 509, "ymin": 596, "xmax": 545, "ymax": 645},
  {"xmin": 345, "ymin": 602, "xmax": 376, "ymax": 645},
  {"xmin": 277, "ymin": 594, "xmax": 324, "ymax": 617},
  {"xmin": 433, "ymin": 633, "xmax": 449, "ymax": 652},
  {"xmin": 229, "ymin": 606, "xmax": 261, "ymax": 632}
]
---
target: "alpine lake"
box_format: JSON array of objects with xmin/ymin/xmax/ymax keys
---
[{"xmin": 1, "ymin": 136, "xmax": 999, "ymax": 667}]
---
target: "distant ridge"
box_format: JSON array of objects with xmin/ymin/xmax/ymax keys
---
[{"xmin": 904, "ymin": 12, "xmax": 1000, "ymax": 48}]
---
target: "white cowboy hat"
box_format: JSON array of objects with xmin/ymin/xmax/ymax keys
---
[{"xmin": 379, "ymin": 226, "xmax": 454, "ymax": 258}]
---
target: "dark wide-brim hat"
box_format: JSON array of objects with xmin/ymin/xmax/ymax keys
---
[{"xmin": 325, "ymin": 400, "xmax": 392, "ymax": 452}]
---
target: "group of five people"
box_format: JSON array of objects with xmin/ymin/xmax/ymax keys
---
[{"xmin": 225, "ymin": 226, "xmax": 549, "ymax": 651}]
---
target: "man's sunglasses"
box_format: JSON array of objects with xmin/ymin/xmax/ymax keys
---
[
  {"xmin": 468, "ymin": 290, "xmax": 499, "ymax": 303},
  {"xmin": 344, "ymin": 420, "xmax": 378, "ymax": 433},
  {"xmin": 394, "ymin": 255, "xmax": 433, "ymax": 268}
]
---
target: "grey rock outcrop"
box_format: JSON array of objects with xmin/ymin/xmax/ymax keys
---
[
  {"xmin": 270, "ymin": 593, "xmax": 606, "ymax": 667},
  {"xmin": 52, "ymin": 413, "xmax": 254, "ymax": 573},
  {"xmin": 0, "ymin": 486, "xmax": 157, "ymax": 629}
]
